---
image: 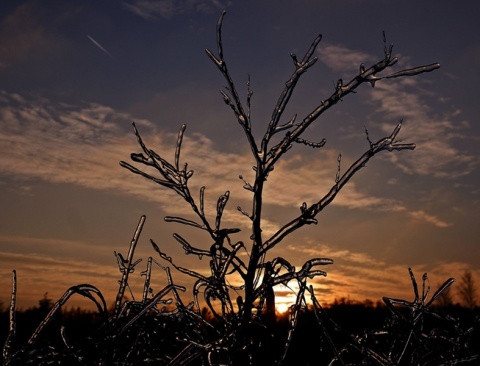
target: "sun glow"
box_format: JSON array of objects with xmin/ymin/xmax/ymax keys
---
[{"xmin": 276, "ymin": 303, "xmax": 290, "ymax": 314}]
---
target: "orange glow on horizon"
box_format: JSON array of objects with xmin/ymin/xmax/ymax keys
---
[{"xmin": 276, "ymin": 302, "xmax": 289, "ymax": 314}]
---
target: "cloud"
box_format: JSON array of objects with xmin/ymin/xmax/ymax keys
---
[
  {"xmin": 369, "ymin": 82, "xmax": 478, "ymax": 178},
  {"xmin": 2, "ymin": 237, "xmax": 477, "ymax": 310},
  {"xmin": 318, "ymin": 42, "xmax": 478, "ymax": 180},
  {"xmin": 0, "ymin": 90, "xmax": 451, "ymax": 234},
  {"xmin": 0, "ymin": 82, "xmax": 470, "ymax": 308},
  {"xmin": 123, "ymin": 0, "xmax": 231, "ymax": 19},
  {"xmin": 285, "ymin": 240, "xmax": 477, "ymax": 305},
  {"xmin": 317, "ymin": 43, "xmax": 375, "ymax": 73},
  {"xmin": 409, "ymin": 210, "xmax": 451, "ymax": 228},
  {"xmin": 0, "ymin": 233, "xmax": 114, "ymax": 263},
  {"xmin": 263, "ymin": 153, "xmax": 407, "ymax": 212},
  {"xmin": 0, "ymin": 251, "xmax": 121, "ymax": 310}
]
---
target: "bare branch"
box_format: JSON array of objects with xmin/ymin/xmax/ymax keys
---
[
  {"xmin": 264, "ymin": 45, "xmax": 439, "ymax": 172},
  {"xmin": 294, "ymin": 137, "xmax": 326, "ymax": 149},
  {"xmin": 164, "ymin": 216, "xmax": 206, "ymax": 230},
  {"xmin": 262, "ymin": 121, "xmax": 414, "ymax": 253},
  {"xmin": 205, "ymin": 12, "xmax": 260, "ymax": 161},
  {"xmin": 174, "ymin": 124, "xmax": 187, "ymax": 171},
  {"xmin": 151, "ymin": 239, "xmax": 209, "ymax": 282},
  {"xmin": 172, "ymin": 233, "xmax": 210, "ymax": 258},
  {"xmin": 113, "ymin": 215, "xmax": 146, "ymax": 319},
  {"xmin": 3, "ymin": 270, "xmax": 16, "ymax": 363},
  {"xmin": 261, "ymin": 35, "xmax": 322, "ymax": 155}
]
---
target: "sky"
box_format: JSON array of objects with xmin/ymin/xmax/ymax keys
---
[{"xmin": 0, "ymin": 0, "xmax": 479, "ymax": 311}]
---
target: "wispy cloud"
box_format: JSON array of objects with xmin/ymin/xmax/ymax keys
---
[
  {"xmin": 0, "ymin": 233, "xmax": 114, "ymax": 264},
  {"xmin": 317, "ymin": 43, "xmax": 375, "ymax": 73},
  {"xmin": 370, "ymin": 82, "xmax": 478, "ymax": 178},
  {"xmin": 0, "ymin": 90, "xmax": 452, "ymax": 231},
  {"xmin": 409, "ymin": 210, "xmax": 451, "ymax": 228},
  {"xmin": 0, "ymin": 251, "xmax": 121, "ymax": 309},
  {"xmin": 263, "ymin": 153, "xmax": 407, "ymax": 212},
  {"xmin": 287, "ymin": 240, "xmax": 477, "ymax": 305},
  {"xmin": 123, "ymin": 0, "xmax": 231, "ymax": 19},
  {"xmin": 318, "ymin": 42, "xmax": 478, "ymax": 180}
]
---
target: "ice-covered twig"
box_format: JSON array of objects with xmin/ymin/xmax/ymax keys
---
[
  {"xmin": 262, "ymin": 35, "xmax": 322, "ymax": 154},
  {"xmin": 113, "ymin": 215, "xmax": 145, "ymax": 319},
  {"xmin": 116, "ymin": 283, "xmax": 186, "ymax": 336},
  {"xmin": 205, "ymin": 11, "xmax": 260, "ymax": 161},
  {"xmin": 120, "ymin": 123, "xmax": 193, "ymax": 198},
  {"xmin": 262, "ymin": 121, "xmax": 415, "ymax": 253},
  {"xmin": 121, "ymin": 124, "xmax": 239, "ymax": 246},
  {"xmin": 263, "ymin": 46, "xmax": 438, "ymax": 172},
  {"xmin": 27, "ymin": 284, "xmax": 107, "ymax": 346},
  {"xmin": 151, "ymin": 239, "xmax": 208, "ymax": 281},
  {"xmin": 2, "ymin": 270, "xmax": 16, "ymax": 364}
]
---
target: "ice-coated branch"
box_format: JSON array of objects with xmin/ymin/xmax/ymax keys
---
[
  {"xmin": 368, "ymin": 63, "xmax": 440, "ymax": 87},
  {"xmin": 113, "ymin": 215, "xmax": 145, "ymax": 319},
  {"xmin": 121, "ymin": 123, "xmax": 237, "ymax": 243},
  {"xmin": 426, "ymin": 277, "xmax": 456, "ymax": 307},
  {"xmin": 294, "ymin": 137, "xmax": 327, "ymax": 149},
  {"xmin": 164, "ymin": 216, "xmax": 206, "ymax": 230},
  {"xmin": 263, "ymin": 39, "xmax": 439, "ymax": 172},
  {"xmin": 151, "ymin": 239, "xmax": 209, "ymax": 282},
  {"xmin": 28, "ymin": 284, "xmax": 107, "ymax": 346},
  {"xmin": 141, "ymin": 257, "xmax": 154, "ymax": 303},
  {"xmin": 2, "ymin": 270, "xmax": 16, "ymax": 364},
  {"xmin": 117, "ymin": 283, "xmax": 186, "ymax": 337},
  {"xmin": 215, "ymin": 191, "xmax": 230, "ymax": 231},
  {"xmin": 120, "ymin": 122, "xmax": 193, "ymax": 199},
  {"xmin": 262, "ymin": 121, "xmax": 414, "ymax": 253},
  {"xmin": 309, "ymin": 287, "xmax": 346, "ymax": 364},
  {"xmin": 172, "ymin": 233, "xmax": 211, "ymax": 258},
  {"xmin": 278, "ymin": 257, "xmax": 331, "ymax": 284},
  {"xmin": 261, "ymin": 34, "xmax": 322, "ymax": 155},
  {"xmin": 205, "ymin": 11, "xmax": 260, "ymax": 162},
  {"xmin": 379, "ymin": 268, "xmax": 459, "ymax": 364}
]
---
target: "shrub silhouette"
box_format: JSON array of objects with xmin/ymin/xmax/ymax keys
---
[{"xmin": 3, "ymin": 11, "xmax": 479, "ymax": 366}]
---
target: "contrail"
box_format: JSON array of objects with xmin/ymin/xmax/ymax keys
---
[{"xmin": 87, "ymin": 35, "xmax": 114, "ymax": 58}]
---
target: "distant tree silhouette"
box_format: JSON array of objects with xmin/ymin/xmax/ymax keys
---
[
  {"xmin": 458, "ymin": 270, "xmax": 477, "ymax": 309},
  {"xmin": 38, "ymin": 293, "xmax": 53, "ymax": 313}
]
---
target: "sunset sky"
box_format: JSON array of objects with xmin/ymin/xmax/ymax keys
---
[{"xmin": 0, "ymin": 0, "xmax": 479, "ymax": 311}]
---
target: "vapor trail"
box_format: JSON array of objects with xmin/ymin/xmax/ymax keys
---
[{"xmin": 87, "ymin": 35, "xmax": 114, "ymax": 58}]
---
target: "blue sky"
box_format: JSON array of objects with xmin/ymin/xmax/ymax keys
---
[{"xmin": 0, "ymin": 0, "xmax": 479, "ymax": 310}]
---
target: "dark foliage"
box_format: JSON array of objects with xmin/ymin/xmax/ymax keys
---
[{"xmin": 2, "ymin": 300, "xmax": 479, "ymax": 365}]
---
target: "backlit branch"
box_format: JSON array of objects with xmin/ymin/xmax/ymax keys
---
[
  {"xmin": 120, "ymin": 123, "xmax": 241, "ymax": 245},
  {"xmin": 262, "ymin": 121, "xmax": 414, "ymax": 253},
  {"xmin": 261, "ymin": 35, "xmax": 322, "ymax": 156},
  {"xmin": 263, "ymin": 54, "xmax": 439, "ymax": 173},
  {"xmin": 205, "ymin": 11, "xmax": 260, "ymax": 162}
]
